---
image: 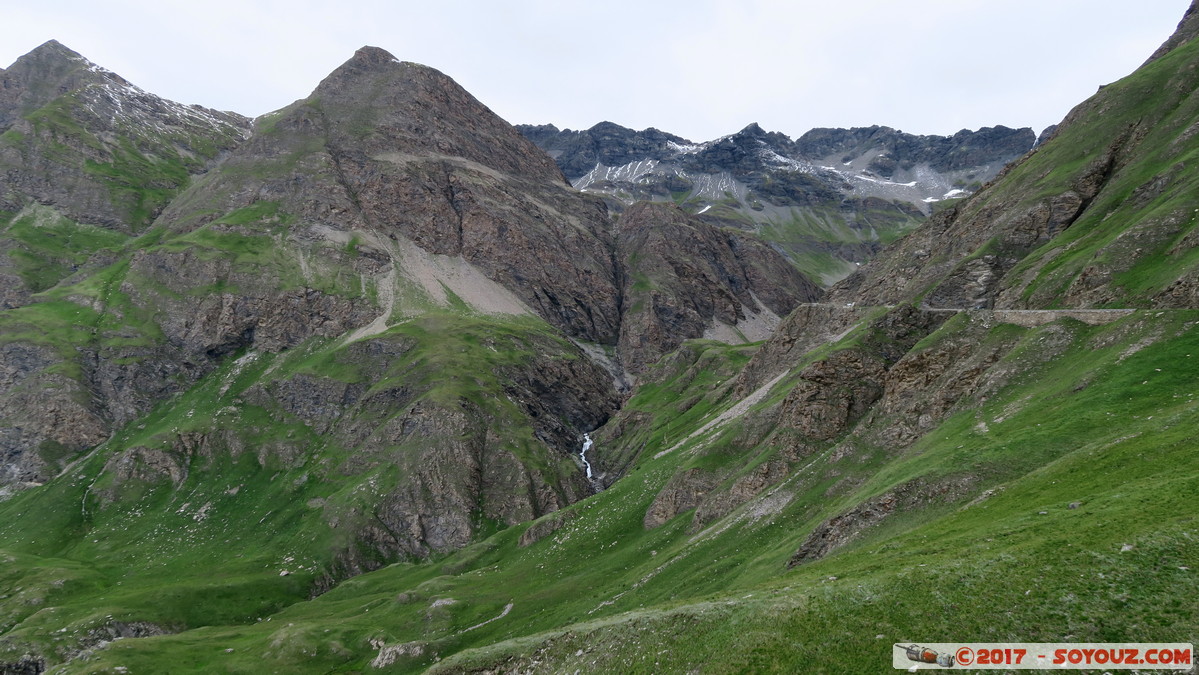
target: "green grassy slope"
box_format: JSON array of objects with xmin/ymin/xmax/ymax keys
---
[
  {"xmin": 18, "ymin": 309, "xmax": 1193, "ymax": 674},
  {"xmin": 0, "ymin": 309, "xmax": 599, "ymax": 667},
  {"xmin": 999, "ymin": 34, "xmax": 1199, "ymax": 306},
  {"xmin": 0, "ymin": 204, "xmax": 129, "ymax": 293},
  {"xmin": 755, "ymin": 199, "xmax": 922, "ymax": 286}
]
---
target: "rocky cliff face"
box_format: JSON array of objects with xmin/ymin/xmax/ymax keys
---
[{"xmin": 615, "ymin": 201, "xmax": 820, "ymax": 372}]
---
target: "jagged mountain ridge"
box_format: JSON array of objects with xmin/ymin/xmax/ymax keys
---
[
  {"xmin": 523, "ymin": 121, "xmax": 1033, "ymax": 201},
  {"xmin": 520, "ymin": 119, "xmax": 1036, "ymax": 283}
]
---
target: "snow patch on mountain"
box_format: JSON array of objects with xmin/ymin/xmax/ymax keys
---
[
  {"xmin": 66, "ymin": 50, "xmax": 249, "ymax": 140},
  {"xmin": 573, "ymin": 159, "xmax": 660, "ymax": 190},
  {"xmin": 689, "ymin": 171, "xmax": 749, "ymax": 201},
  {"xmin": 758, "ymin": 145, "xmax": 816, "ymax": 173},
  {"xmin": 667, "ymin": 140, "xmax": 703, "ymax": 154}
]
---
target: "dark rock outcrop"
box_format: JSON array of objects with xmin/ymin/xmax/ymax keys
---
[
  {"xmin": 0, "ymin": 655, "xmax": 45, "ymax": 675},
  {"xmin": 787, "ymin": 476, "xmax": 975, "ymax": 565},
  {"xmin": 517, "ymin": 121, "xmax": 690, "ymax": 179},
  {"xmin": 644, "ymin": 468, "xmax": 719, "ymax": 529},
  {"xmin": 616, "ymin": 202, "xmax": 820, "ymax": 372}
]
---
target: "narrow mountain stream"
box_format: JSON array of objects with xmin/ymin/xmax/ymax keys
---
[{"xmin": 579, "ymin": 433, "xmax": 594, "ymax": 479}]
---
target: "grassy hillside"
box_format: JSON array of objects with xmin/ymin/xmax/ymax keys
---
[
  {"xmin": 0, "ymin": 308, "xmax": 601, "ymax": 666},
  {"xmin": 999, "ymin": 34, "xmax": 1199, "ymax": 306},
  {"xmin": 9, "ymin": 308, "xmax": 1192, "ymax": 673}
]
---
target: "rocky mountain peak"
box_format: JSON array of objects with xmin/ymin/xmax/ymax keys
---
[
  {"xmin": 14, "ymin": 38, "xmax": 76, "ymax": 62},
  {"xmin": 0, "ymin": 39, "xmax": 127, "ymax": 129},
  {"xmin": 1, "ymin": 41, "xmax": 250, "ymax": 241},
  {"xmin": 9, "ymin": 39, "xmax": 87, "ymax": 68},
  {"xmin": 312, "ymin": 44, "xmax": 432, "ymax": 97},
  {"xmin": 589, "ymin": 120, "xmax": 634, "ymax": 135},
  {"xmin": 349, "ymin": 44, "xmax": 401, "ymax": 68},
  {"xmin": 311, "ymin": 45, "xmax": 440, "ymax": 92},
  {"xmin": 309, "ymin": 47, "xmax": 564, "ymax": 184},
  {"xmin": 736, "ymin": 122, "xmax": 768, "ymax": 138}
]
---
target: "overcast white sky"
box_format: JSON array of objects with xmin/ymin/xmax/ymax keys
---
[{"xmin": 2, "ymin": 1, "xmax": 1191, "ymax": 142}]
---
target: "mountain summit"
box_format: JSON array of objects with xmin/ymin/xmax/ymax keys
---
[
  {"xmin": 0, "ymin": 40, "xmax": 116, "ymax": 127},
  {"xmin": 311, "ymin": 46, "xmax": 565, "ymax": 183},
  {"xmin": 0, "ymin": 41, "xmax": 248, "ymax": 310}
]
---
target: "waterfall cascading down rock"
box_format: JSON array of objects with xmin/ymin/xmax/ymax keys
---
[{"xmin": 579, "ymin": 434, "xmax": 594, "ymax": 479}]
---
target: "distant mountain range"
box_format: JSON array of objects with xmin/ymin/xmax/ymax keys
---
[{"xmin": 519, "ymin": 120, "xmax": 1037, "ymax": 283}]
